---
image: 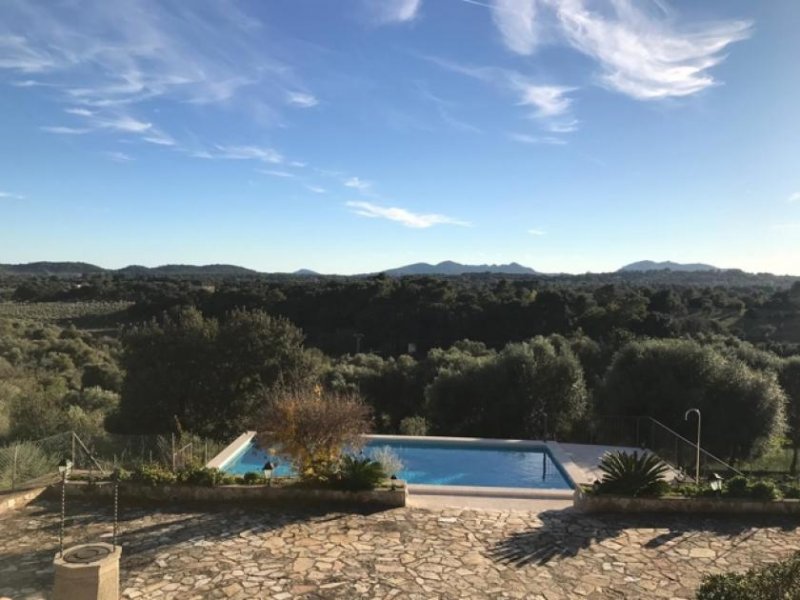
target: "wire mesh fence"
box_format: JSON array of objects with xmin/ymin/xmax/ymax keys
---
[
  {"xmin": 0, "ymin": 431, "xmax": 227, "ymax": 492},
  {"xmin": 0, "ymin": 432, "xmax": 73, "ymax": 492}
]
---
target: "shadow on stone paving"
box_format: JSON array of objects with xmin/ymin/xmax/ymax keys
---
[
  {"xmin": 0, "ymin": 497, "xmax": 384, "ymax": 596},
  {"xmin": 489, "ymin": 509, "xmax": 800, "ymax": 568}
]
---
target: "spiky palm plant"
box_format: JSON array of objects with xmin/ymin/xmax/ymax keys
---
[{"xmin": 595, "ymin": 450, "xmax": 669, "ymax": 497}]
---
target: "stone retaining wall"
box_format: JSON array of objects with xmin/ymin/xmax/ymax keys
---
[
  {"xmin": 574, "ymin": 491, "xmax": 800, "ymax": 515},
  {"xmin": 54, "ymin": 480, "xmax": 407, "ymax": 509}
]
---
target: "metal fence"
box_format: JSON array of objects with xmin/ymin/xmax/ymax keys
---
[
  {"xmin": 579, "ymin": 415, "xmax": 743, "ymax": 479},
  {"xmin": 0, "ymin": 431, "xmax": 226, "ymax": 492},
  {"xmin": 0, "ymin": 432, "xmax": 73, "ymax": 492}
]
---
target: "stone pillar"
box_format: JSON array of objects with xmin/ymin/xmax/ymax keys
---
[{"xmin": 53, "ymin": 543, "xmax": 121, "ymax": 600}]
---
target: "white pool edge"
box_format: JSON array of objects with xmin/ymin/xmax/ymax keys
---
[
  {"xmin": 208, "ymin": 432, "xmax": 583, "ymax": 497},
  {"xmin": 206, "ymin": 430, "xmax": 256, "ymax": 470}
]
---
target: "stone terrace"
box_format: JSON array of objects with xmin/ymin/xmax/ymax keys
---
[{"xmin": 1, "ymin": 499, "xmax": 799, "ymax": 599}]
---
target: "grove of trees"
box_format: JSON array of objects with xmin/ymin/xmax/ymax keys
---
[{"xmin": 2, "ymin": 271, "xmax": 800, "ymax": 469}]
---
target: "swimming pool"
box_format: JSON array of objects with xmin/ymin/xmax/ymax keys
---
[{"xmin": 220, "ymin": 436, "xmax": 573, "ymax": 490}]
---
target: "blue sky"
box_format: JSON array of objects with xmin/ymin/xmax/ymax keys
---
[{"xmin": 1, "ymin": 0, "xmax": 799, "ymax": 274}]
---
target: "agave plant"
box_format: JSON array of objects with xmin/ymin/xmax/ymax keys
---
[{"xmin": 595, "ymin": 450, "xmax": 669, "ymax": 497}]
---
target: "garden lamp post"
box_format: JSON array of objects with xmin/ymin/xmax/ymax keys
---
[
  {"xmin": 57, "ymin": 458, "xmax": 73, "ymax": 557},
  {"xmin": 263, "ymin": 461, "xmax": 274, "ymax": 487},
  {"xmin": 111, "ymin": 468, "xmax": 121, "ymax": 550},
  {"xmin": 710, "ymin": 473, "xmax": 723, "ymax": 496},
  {"xmin": 684, "ymin": 408, "xmax": 701, "ymax": 484},
  {"xmin": 390, "ymin": 474, "xmax": 398, "ymax": 491}
]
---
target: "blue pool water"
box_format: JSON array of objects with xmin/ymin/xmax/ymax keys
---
[{"xmin": 222, "ymin": 438, "xmax": 573, "ymax": 490}]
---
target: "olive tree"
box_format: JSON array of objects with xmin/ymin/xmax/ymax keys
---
[
  {"xmin": 779, "ymin": 357, "xmax": 800, "ymax": 474},
  {"xmin": 425, "ymin": 336, "xmax": 588, "ymax": 439},
  {"xmin": 597, "ymin": 339, "xmax": 786, "ymax": 462}
]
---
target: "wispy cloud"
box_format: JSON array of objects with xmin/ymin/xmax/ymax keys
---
[
  {"xmin": 527, "ymin": 228, "xmax": 547, "ymax": 236},
  {"xmin": 417, "ymin": 85, "xmax": 482, "ymax": 133},
  {"xmin": 0, "ymin": 34, "xmax": 56, "ymax": 73},
  {"xmin": 141, "ymin": 130, "xmax": 176, "ymax": 147},
  {"xmin": 105, "ymin": 151, "xmax": 134, "ymax": 163},
  {"xmin": 65, "ymin": 108, "xmax": 94, "ymax": 117},
  {"xmin": 0, "ymin": 190, "xmax": 25, "ymax": 200},
  {"xmin": 0, "ymin": 1, "xmax": 311, "ymax": 155},
  {"xmin": 96, "ymin": 114, "xmax": 153, "ymax": 133},
  {"xmin": 208, "ymin": 145, "xmax": 284, "ymax": 164},
  {"xmin": 305, "ymin": 185, "xmax": 327, "ymax": 194},
  {"xmin": 259, "ymin": 169, "xmax": 295, "ymax": 178},
  {"xmin": 347, "ymin": 201, "xmax": 469, "ymax": 228},
  {"xmin": 41, "ymin": 125, "xmax": 90, "ymax": 135},
  {"xmin": 490, "ymin": 0, "xmax": 541, "ymax": 55},
  {"xmin": 509, "ymin": 133, "xmax": 566, "ymax": 145},
  {"xmin": 488, "ymin": 0, "xmax": 751, "ymax": 100},
  {"xmin": 286, "ymin": 92, "xmax": 318, "ymax": 108},
  {"xmin": 362, "ymin": 0, "xmax": 422, "ymax": 25},
  {"xmin": 425, "ymin": 57, "xmax": 577, "ymax": 131},
  {"xmin": 344, "ymin": 177, "xmax": 372, "ymax": 191},
  {"xmin": 789, "ymin": 192, "xmax": 800, "ymax": 204},
  {"xmin": 512, "ymin": 81, "xmax": 574, "ymax": 118}
]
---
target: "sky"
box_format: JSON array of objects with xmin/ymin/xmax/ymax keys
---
[{"xmin": 1, "ymin": 0, "xmax": 799, "ymax": 275}]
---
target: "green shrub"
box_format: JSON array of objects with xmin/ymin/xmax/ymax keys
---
[
  {"xmin": 725, "ymin": 476, "xmax": 750, "ymax": 498},
  {"xmin": 696, "ymin": 552, "xmax": 800, "ymax": 599},
  {"xmin": 749, "ymin": 480, "xmax": 781, "ymax": 501},
  {"xmin": 331, "ymin": 455, "xmax": 386, "ymax": 491},
  {"xmin": 176, "ymin": 466, "xmax": 224, "ymax": 487},
  {"xmin": 671, "ymin": 483, "xmax": 716, "ymax": 498},
  {"xmin": 594, "ymin": 451, "xmax": 669, "ymax": 497},
  {"xmin": 131, "ymin": 463, "xmax": 176, "ymax": 486},
  {"xmin": 399, "ymin": 416, "xmax": 429, "ymax": 436},
  {"xmin": 780, "ymin": 482, "xmax": 800, "ymax": 499},
  {"xmin": 242, "ymin": 471, "xmax": 266, "ymax": 485}
]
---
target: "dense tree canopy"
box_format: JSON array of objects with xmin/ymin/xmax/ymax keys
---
[
  {"xmin": 425, "ymin": 336, "xmax": 588, "ymax": 439},
  {"xmin": 111, "ymin": 307, "xmax": 320, "ymax": 439},
  {"xmin": 597, "ymin": 339, "xmax": 786, "ymax": 461}
]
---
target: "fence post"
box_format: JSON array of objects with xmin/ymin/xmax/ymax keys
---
[
  {"xmin": 11, "ymin": 443, "xmax": 19, "ymax": 490},
  {"xmin": 171, "ymin": 434, "xmax": 176, "ymax": 472}
]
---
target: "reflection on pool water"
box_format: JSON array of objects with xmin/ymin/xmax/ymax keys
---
[{"xmin": 222, "ymin": 438, "xmax": 573, "ymax": 490}]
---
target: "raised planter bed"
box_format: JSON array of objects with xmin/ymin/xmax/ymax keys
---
[
  {"xmin": 52, "ymin": 480, "xmax": 407, "ymax": 509},
  {"xmin": 574, "ymin": 491, "xmax": 800, "ymax": 515}
]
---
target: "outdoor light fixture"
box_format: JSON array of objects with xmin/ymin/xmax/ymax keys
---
[
  {"xmin": 684, "ymin": 408, "xmax": 701, "ymax": 484},
  {"xmin": 57, "ymin": 458, "xmax": 73, "ymax": 477},
  {"xmin": 58, "ymin": 458, "xmax": 73, "ymax": 557},
  {"xmin": 710, "ymin": 473, "xmax": 723, "ymax": 495},
  {"xmin": 390, "ymin": 474, "xmax": 398, "ymax": 491},
  {"xmin": 263, "ymin": 461, "xmax": 274, "ymax": 487}
]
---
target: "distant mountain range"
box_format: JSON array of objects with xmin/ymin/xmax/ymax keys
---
[
  {"xmin": 618, "ymin": 261, "xmax": 721, "ymax": 273},
  {"xmin": 0, "ymin": 262, "xmax": 259, "ymax": 277},
  {"xmin": 380, "ymin": 261, "xmax": 538, "ymax": 276},
  {"xmin": 0, "ymin": 259, "xmax": 732, "ymax": 278}
]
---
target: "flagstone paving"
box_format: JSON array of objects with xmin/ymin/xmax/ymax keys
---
[{"xmin": 1, "ymin": 499, "xmax": 799, "ymax": 599}]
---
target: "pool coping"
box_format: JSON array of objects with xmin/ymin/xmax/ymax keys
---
[
  {"xmin": 206, "ymin": 430, "xmax": 256, "ymax": 470},
  {"xmin": 208, "ymin": 432, "xmax": 586, "ymax": 497}
]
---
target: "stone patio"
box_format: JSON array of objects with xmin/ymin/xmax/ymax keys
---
[{"xmin": 1, "ymin": 499, "xmax": 799, "ymax": 599}]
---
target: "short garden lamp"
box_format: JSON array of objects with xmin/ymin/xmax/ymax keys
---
[
  {"xmin": 390, "ymin": 474, "xmax": 398, "ymax": 491},
  {"xmin": 710, "ymin": 473, "xmax": 723, "ymax": 495},
  {"xmin": 263, "ymin": 461, "xmax": 274, "ymax": 487},
  {"xmin": 57, "ymin": 458, "xmax": 73, "ymax": 557},
  {"xmin": 58, "ymin": 458, "xmax": 73, "ymax": 477}
]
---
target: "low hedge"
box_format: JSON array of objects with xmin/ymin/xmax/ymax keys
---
[{"xmin": 696, "ymin": 552, "xmax": 800, "ymax": 599}]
